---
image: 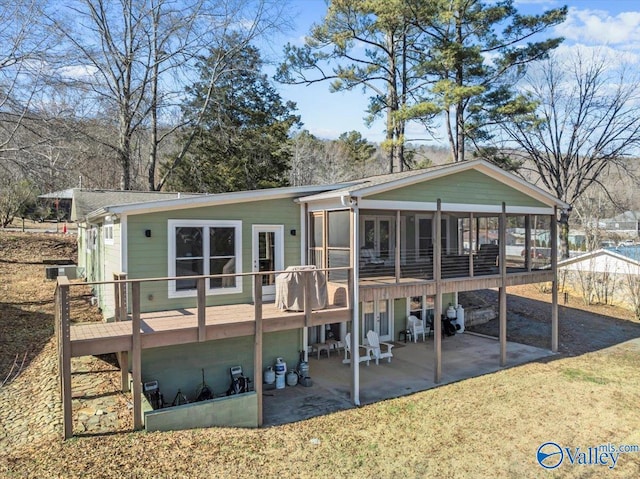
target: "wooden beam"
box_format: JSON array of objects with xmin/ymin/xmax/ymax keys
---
[
  {"xmin": 254, "ymin": 274, "xmax": 263, "ymax": 427},
  {"xmin": 131, "ymin": 281, "xmax": 143, "ymax": 431},
  {"xmin": 197, "ymin": 277, "xmax": 206, "ymax": 342},
  {"xmin": 499, "ymin": 203, "xmax": 507, "ymax": 366},
  {"xmin": 434, "ymin": 199, "xmax": 442, "ymax": 383},
  {"xmin": 58, "ymin": 278, "xmax": 73, "ymax": 440},
  {"xmin": 119, "ymin": 351, "xmax": 129, "ymax": 392},
  {"xmin": 551, "ymin": 207, "xmax": 559, "ymax": 352}
]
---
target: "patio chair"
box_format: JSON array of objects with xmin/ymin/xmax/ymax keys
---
[
  {"xmin": 366, "ymin": 330, "xmax": 394, "ymax": 364},
  {"xmin": 407, "ymin": 315, "xmax": 426, "ymax": 343},
  {"xmin": 342, "ymin": 332, "xmax": 372, "ymax": 366}
]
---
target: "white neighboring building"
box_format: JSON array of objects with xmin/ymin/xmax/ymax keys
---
[{"xmin": 558, "ymin": 248, "xmax": 640, "ymax": 313}]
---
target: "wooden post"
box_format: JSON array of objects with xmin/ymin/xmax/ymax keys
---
[
  {"xmin": 304, "ymin": 270, "xmax": 312, "ymax": 327},
  {"xmin": 131, "ymin": 281, "xmax": 143, "ymax": 430},
  {"xmin": 499, "ymin": 203, "xmax": 507, "ymax": 366},
  {"xmin": 58, "ymin": 278, "xmax": 73, "ymax": 440},
  {"xmin": 254, "ymin": 274, "xmax": 263, "ymax": 426},
  {"xmin": 525, "ymin": 215, "xmax": 532, "ymax": 272},
  {"xmin": 395, "ymin": 210, "xmax": 401, "ymax": 283},
  {"xmin": 120, "ymin": 351, "xmax": 129, "ymax": 392},
  {"xmin": 113, "ymin": 273, "xmax": 121, "ymax": 322},
  {"xmin": 434, "ymin": 200, "xmax": 442, "ymax": 383},
  {"xmin": 197, "ymin": 277, "xmax": 206, "ymax": 342},
  {"xmin": 551, "ymin": 207, "xmax": 559, "ymax": 352},
  {"xmin": 469, "ymin": 212, "xmax": 474, "ymax": 277}
]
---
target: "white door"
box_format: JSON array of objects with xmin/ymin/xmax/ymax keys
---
[
  {"xmin": 362, "ymin": 216, "xmax": 395, "ymax": 261},
  {"xmin": 252, "ymin": 225, "xmax": 284, "ymax": 301},
  {"xmin": 362, "ymin": 300, "xmax": 392, "ymax": 342}
]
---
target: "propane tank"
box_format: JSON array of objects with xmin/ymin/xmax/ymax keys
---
[
  {"xmin": 286, "ymin": 370, "xmax": 298, "ymax": 387},
  {"xmin": 274, "ymin": 358, "xmax": 286, "ymax": 389},
  {"xmin": 263, "ymin": 366, "xmax": 275, "ymax": 385},
  {"xmin": 456, "ymin": 304, "xmax": 465, "ymax": 332}
]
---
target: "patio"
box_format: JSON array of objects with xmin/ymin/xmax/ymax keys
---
[{"xmin": 263, "ymin": 332, "xmax": 553, "ymax": 426}]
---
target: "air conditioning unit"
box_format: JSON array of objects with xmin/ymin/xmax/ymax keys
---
[{"xmin": 45, "ymin": 265, "xmax": 78, "ymax": 280}]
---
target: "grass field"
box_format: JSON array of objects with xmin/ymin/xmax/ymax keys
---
[{"xmin": 1, "ymin": 231, "xmax": 640, "ymax": 478}]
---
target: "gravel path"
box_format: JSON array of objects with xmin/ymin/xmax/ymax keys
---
[
  {"xmin": 463, "ymin": 286, "xmax": 640, "ymax": 356},
  {"xmin": 0, "ymin": 343, "xmax": 131, "ymax": 454}
]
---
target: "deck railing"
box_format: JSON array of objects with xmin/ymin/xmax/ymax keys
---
[{"xmin": 55, "ymin": 266, "xmax": 352, "ymax": 440}]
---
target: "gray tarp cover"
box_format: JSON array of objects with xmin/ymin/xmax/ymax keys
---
[{"xmin": 275, "ymin": 265, "xmax": 327, "ymax": 311}]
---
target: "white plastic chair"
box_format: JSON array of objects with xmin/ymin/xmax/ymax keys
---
[
  {"xmin": 342, "ymin": 332, "xmax": 372, "ymax": 366},
  {"xmin": 407, "ymin": 315, "xmax": 426, "ymax": 343},
  {"xmin": 366, "ymin": 330, "xmax": 394, "ymax": 364}
]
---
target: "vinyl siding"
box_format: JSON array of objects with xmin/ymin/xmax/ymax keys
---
[
  {"xmin": 368, "ymin": 169, "xmax": 547, "ymax": 207},
  {"xmin": 126, "ymin": 197, "xmax": 302, "ymax": 312}
]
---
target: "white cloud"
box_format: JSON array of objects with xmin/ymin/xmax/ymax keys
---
[
  {"xmin": 57, "ymin": 65, "xmax": 97, "ymax": 80},
  {"xmin": 556, "ymin": 7, "xmax": 640, "ymax": 46}
]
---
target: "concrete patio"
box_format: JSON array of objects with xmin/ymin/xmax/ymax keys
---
[{"xmin": 263, "ymin": 332, "xmax": 554, "ymax": 426}]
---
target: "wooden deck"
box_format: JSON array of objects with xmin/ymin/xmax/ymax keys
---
[{"xmin": 70, "ymin": 302, "xmax": 351, "ymax": 357}]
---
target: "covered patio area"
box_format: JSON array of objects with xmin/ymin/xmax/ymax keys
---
[{"xmin": 263, "ymin": 333, "xmax": 553, "ymax": 426}]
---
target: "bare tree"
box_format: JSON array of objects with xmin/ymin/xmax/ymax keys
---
[
  {"xmin": 52, "ymin": 0, "xmax": 289, "ymax": 191},
  {"xmin": 500, "ymin": 48, "xmax": 640, "ymax": 258}
]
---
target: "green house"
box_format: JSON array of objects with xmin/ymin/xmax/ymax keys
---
[{"xmin": 60, "ymin": 159, "xmax": 568, "ymax": 436}]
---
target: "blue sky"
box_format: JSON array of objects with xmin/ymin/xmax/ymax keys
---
[{"xmin": 268, "ymin": 0, "xmax": 640, "ymax": 144}]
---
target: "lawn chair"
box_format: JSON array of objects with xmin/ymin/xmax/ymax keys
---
[
  {"xmin": 366, "ymin": 330, "xmax": 394, "ymax": 364},
  {"xmin": 407, "ymin": 315, "xmax": 426, "ymax": 342},
  {"xmin": 342, "ymin": 332, "xmax": 372, "ymax": 366}
]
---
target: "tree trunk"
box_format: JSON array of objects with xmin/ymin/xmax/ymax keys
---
[{"xmin": 559, "ymin": 210, "xmax": 570, "ymax": 259}]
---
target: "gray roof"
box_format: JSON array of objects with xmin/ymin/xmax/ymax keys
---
[
  {"xmin": 72, "ymin": 189, "xmax": 203, "ymax": 221},
  {"xmin": 39, "ymin": 188, "xmax": 75, "ymax": 200}
]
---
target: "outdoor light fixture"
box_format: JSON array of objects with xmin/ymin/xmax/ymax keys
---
[
  {"xmin": 290, "ymin": 229, "xmax": 296, "ymax": 236},
  {"xmin": 145, "ymin": 229, "xmax": 152, "ymax": 238}
]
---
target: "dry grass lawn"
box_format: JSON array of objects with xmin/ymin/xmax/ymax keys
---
[{"xmin": 2, "ymin": 231, "xmax": 640, "ymax": 478}]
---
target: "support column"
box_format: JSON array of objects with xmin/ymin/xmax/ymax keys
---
[
  {"xmin": 131, "ymin": 281, "xmax": 142, "ymax": 431},
  {"xmin": 499, "ymin": 203, "xmax": 507, "ymax": 366},
  {"xmin": 120, "ymin": 351, "xmax": 129, "ymax": 392},
  {"xmin": 350, "ymin": 205, "xmax": 360, "ymax": 405},
  {"xmin": 434, "ymin": 199, "xmax": 442, "ymax": 383},
  {"xmin": 469, "ymin": 212, "xmax": 474, "ymax": 277},
  {"xmin": 254, "ymin": 274, "xmax": 263, "ymax": 426},
  {"xmin": 551, "ymin": 207, "xmax": 559, "ymax": 352},
  {"xmin": 197, "ymin": 277, "xmax": 206, "ymax": 342},
  {"xmin": 57, "ymin": 278, "xmax": 73, "ymax": 440},
  {"xmin": 395, "ymin": 210, "xmax": 401, "ymax": 283},
  {"xmin": 525, "ymin": 215, "xmax": 532, "ymax": 272}
]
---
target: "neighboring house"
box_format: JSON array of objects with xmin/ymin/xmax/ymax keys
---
[
  {"xmin": 558, "ymin": 247, "xmax": 640, "ymax": 310},
  {"xmin": 37, "ymin": 188, "xmax": 75, "ymax": 220},
  {"xmin": 599, "ymin": 210, "xmax": 640, "ymax": 237},
  {"xmin": 56, "ymin": 159, "xmax": 567, "ymax": 437}
]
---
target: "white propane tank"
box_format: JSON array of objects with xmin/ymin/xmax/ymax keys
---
[
  {"xmin": 286, "ymin": 370, "xmax": 298, "ymax": 387},
  {"xmin": 456, "ymin": 304, "xmax": 465, "ymax": 332},
  {"xmin": 263, "ymin": 366, "xmax": 275, "ymax": 385},
  {"xmin": 274, "ymin": 358, "xmax": 286, "ymax": 389},
  {"xmin": 446, "ymin": 304, "xmax": 457, "ymax": 319}
]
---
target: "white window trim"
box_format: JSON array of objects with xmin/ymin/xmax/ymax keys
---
[
  {"xmin": 168, "ymin": 219, "xmax": 243, "ymax": 298},
  {"xmin": 104, "ymin": 217, "xmax": 114, "ymax": 245}
]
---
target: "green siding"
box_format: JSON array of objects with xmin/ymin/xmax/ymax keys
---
[
  {"xmin": 369, "ymin": 169, "xmax": 547, "ymax": 207},
  {"xmin": 126, "ymin": 197, "xmax": 302, "ymax": 312},
  {"xmin": 394, "ymin": 298, "xmax": 407, "ymax": 337},
  {"xmin": 141, "ymin": 330, "xmax": 300, "ymax": 402}
]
